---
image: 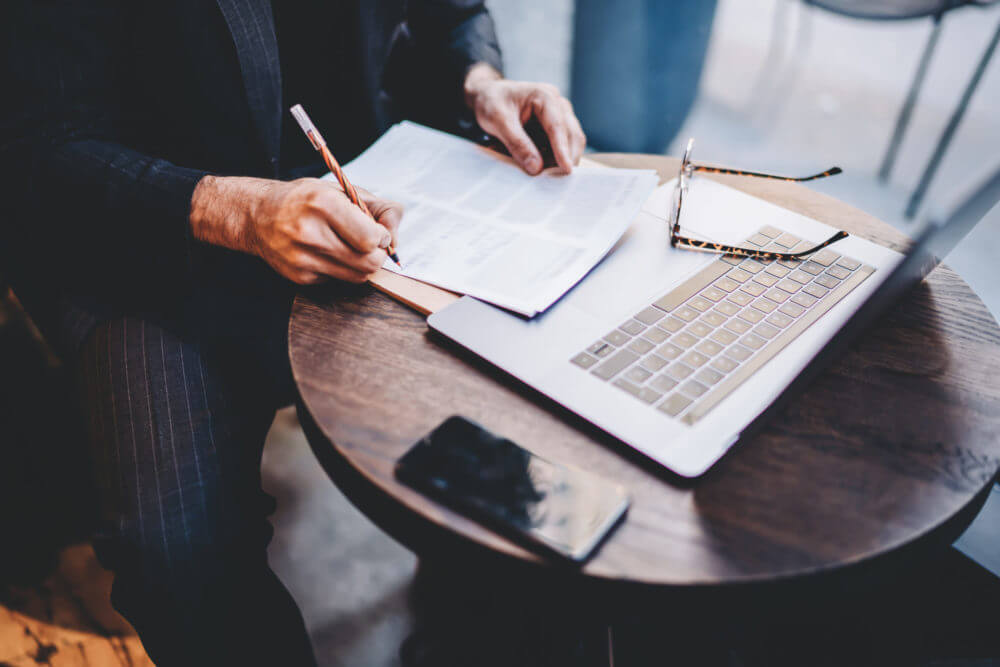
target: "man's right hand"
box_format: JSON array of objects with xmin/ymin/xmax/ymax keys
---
[{"xmin": 190, "ymin": 175, "xmax": 402, "ymax": 285}]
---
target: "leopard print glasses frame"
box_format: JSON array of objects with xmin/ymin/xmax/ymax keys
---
[{"xmin": 670, "ymin": 138, "xmax": 848, "ymax": 261}]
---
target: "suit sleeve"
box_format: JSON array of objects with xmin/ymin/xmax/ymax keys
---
[
  {"xmin": 1, "ymin": 1, "xmax": 208, "ymax": 300},
  {"xmin": 384, "ymin": 0, "xmax": 504, "ymax": 132}
]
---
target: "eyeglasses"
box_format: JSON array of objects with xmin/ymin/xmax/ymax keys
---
[{"xmin": 670, "ymin": 139, "xmax": 848, "ymax": 261}]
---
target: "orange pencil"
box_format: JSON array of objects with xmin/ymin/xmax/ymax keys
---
[{"xmin": 290, "ymin": 104, "xmax": 401, "ymax": 266}]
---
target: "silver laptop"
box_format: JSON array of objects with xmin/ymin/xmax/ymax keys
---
[{"xmin": 429, "ymin": 166, "xmax": 1000, "ymax": 477}]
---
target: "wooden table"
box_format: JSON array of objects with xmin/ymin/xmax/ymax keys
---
[{"xmin": 289, "ymin": 154, "xmax": 1000, "ymax": 598}]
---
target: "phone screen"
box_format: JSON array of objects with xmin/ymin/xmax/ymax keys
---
[{"xmin": 395, "ymin": 416, "xmax": 629, "ymax": 562}]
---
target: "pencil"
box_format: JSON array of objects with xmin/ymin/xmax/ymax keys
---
[{"xmin": 289, "ymin": 104, "xmax": 401, "ymax": 267}]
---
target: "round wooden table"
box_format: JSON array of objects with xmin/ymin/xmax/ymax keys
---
[{"xmin": 289, "ymin": 154, "xmax": 1000, "ymax": 597}]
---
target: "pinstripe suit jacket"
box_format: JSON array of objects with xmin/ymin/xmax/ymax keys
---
[{"xmin": 0, "ymin": 0, "xmax": 502, "ymax": 354}]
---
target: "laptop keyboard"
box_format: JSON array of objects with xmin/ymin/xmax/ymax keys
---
[{"xmin": 570, "ymin": 225, "xmax": 874, "ymax": 425}]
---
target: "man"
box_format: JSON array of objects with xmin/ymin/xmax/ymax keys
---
[{"xmin": 1, "ymin": 1, "xmax": 585, "ymax": 664}]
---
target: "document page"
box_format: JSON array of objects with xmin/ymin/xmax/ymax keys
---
[{"xmin": 338, "ymin": 121, "xmax": 658, "ymax": 316}]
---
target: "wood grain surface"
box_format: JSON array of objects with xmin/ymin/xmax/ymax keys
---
[{"xmin": 289, "ymin": 154, "xmax": 1000, "ymax": 587}]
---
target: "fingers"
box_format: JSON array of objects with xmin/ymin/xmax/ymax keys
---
[
  {"xmin": 310, "ymin": 185, "xmax": 393, "ymax": 253},
  {"xmin": 564, "ymin": 99, "xmax": 587, "ymax": 166},
  {"xmin": 530, "ymin": 91, "xmax": 575, "ymax": 174},
  {"xmin": 357, "ymin": 187, "xmax": 403, "ymax": 247},
  {"xmin": 488, "ymin": 108, "xmax": 544, "ymax": 175},
  {"xmin": 295, "ymin": 215, "xmax": 388, "ymax": 276}
]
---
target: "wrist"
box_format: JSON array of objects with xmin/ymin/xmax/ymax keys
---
[
  {"xmin": 190, "ymin": 175, "xmax": 272, "ymax": 255},
  {"xmin": 463, "ymin": 62, "xmax": 502, "ymax": 109}
]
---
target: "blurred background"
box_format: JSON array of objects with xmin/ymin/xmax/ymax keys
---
[{"xmin": 2, "ymin": 1, "xmax": 998, "ymax": 665}]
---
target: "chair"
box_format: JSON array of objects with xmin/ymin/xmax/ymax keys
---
[{"xmin": 801, "ymin": 0, "xmax": 1000, "ymax": 217}]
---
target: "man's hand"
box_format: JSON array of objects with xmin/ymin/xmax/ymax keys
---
[
  {"xmin": 464, "ymin": 63, "xmax": 586, "ymax": 176},
  {"xmin": 190, "ymin": 176, "xmax": 402, "ymax": 285}
]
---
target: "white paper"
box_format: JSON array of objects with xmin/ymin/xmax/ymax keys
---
[{"xmin": 335, "ymin": 121, "xmax": 658, "ymax": 316}]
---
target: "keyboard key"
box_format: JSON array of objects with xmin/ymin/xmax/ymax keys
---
[
  {"xmin": 666, "ymin": 362, "xmax": 695, "ymax": 381},
  {"xmin": 747, "ymin": 233, "xmax": 771, "ymax": 247},
  {"xmin": 720, "ymin": 255, "xmax": 744, "ymax": 265},
  {"xmin": 741, "ymin": 259, "xmax": 766, "ymax": 274},
  {"xmin": 715, "ymin": 277, "xmax": 740, "ymax": 292},
  {"xmin": 696, "ymin": 339, "xmax": 724, "ymax": 357},
  {"xmin": 657, "ymin": 393, "xmax": 693, "ymax": 417},
  {"xmin": 776, "ymin": 278, "xmax": 802, "ymax": 293},
  {"xmin": 753, "ymin": 298, "xmax": 779, "ymax": 314},
  {"xmin": 636, "ymin": 386, "xmax": 663, "ymax": 404},
  {"xmin": 657, "ymin": 342, "xmax": 683, "ymax": 360},
  {"xmin": 775, "ymin": 233, "xmax": 801, "ymax": 248},
  {"xmin": 800, "ymin": 261, "xmax": 824, "ymax": 275},
  {"xmin": 702, "ymin": 287, "xmax": 727, "ymax": 302},
  {"xmin": 688, "ymin": 297, "xmax": 713, "ymax": 312},
  {"xmin": 627, "ymin": 338, "xmax": 655, "ymax": 355},
  {"xmin": 815, "ymin": 274, "xmax": 840, "ymax": 289},
  {"xmin": 811, "ymin": 249, "xmax": 840, "ymax": 266},
  {"xmin": 726, "ymin": 344, "xmax": 753, "ymax": 361},
  {"xmin": 634, "ymin": 306, "xmax": 665, "ymax": 325},
  {"xmin": 710, "ymin": 328, "xmax": 738, "ymax": 346},
  {"xmin": 571, "ymin": 352, "xmax": 599, "ymax": 369},
  {"xmin": 659, "ymin": 316, "xmax": 685, "ymax": 333},
  {"xmin": 621, "ymin": 319, "xmax": 646, "ymax": 335},
  {"xmin": 711, "ymin": 356, "xmax": 739, "ymax": 373},
  {"xmin": 766, "ymin": 312, "xmax": 793, "ymax": 329},
  {"xmin": 741, "ymin": 281, "xmax": 766, "ymax": 297},
  {"xmin": 687, "ymin": 321, "xmax": 713, "ymax": 338},
  {"xmin": 779, "ymin": 302, "xmax": 806, "ymax": 318},
  {"xmin": 826, "ymin": 265, "xmax": 851, "ymax": 280},
  {"xmin": 701, "ymin": 311, "xmax": 727, "ymax": 327},
  {"xmin": 674, "ymin": 306, "xmax": 699, "ymax": 322},
  {"xmin": 613, "ymin": 377, "xmax": 642, "ymax": 397},
  {"xmin": 759, "ymin": 225, "xmax": 782, "ymax": 238},
  {"xmin": 640, "ymin": 354, "xmax": 669, "ymax": 372},
  {"xmin": 727, "ymin": 291, "xmax": 753, "ymax": 307},
  {"xmin": 592, "ymin": 349, "xmax": 640, "ymax": 380},
  {"xmin": 738, "ymin": 307, "xmax": 765, "ymax": 324},
  {"xmin": 754, "ymin": 323, "xmax": 780, "ymax": 340},
  {"xmin": 587, "ymin": 341, "xmax": 613, "ymax": 358},
  {"xmin": 695, "ymin": 368, "xmax": 724, "ymax": 386},
  {"xmin": 765, "ymin": 263, "xmax": 791, "ymax": 278},
  {"xmin": 672, "ymin": 331, "xmax": 698, "ymax": 349},
  {"xmin": 803, "ymin": 284, "xmax": 828, "ymax": 299},
  {"xmin": 741, "ymin": 333, "xmax": 767, "ymax": 350},
  {"xmin": 604, "ymin": 330, "xmax": 630, "ymax": 346},
  {"xmin": 764, "ymin": 288, "xmax": 789, "ymax": 303},
  {"xmin": 714, "ymin": 301, "xmax": 740, "ymax": 317},
  {"xmin": 725, "ymin": 318, "xmax": 752, "ymax": 334},
  {"xmin": 791, "ymin": 293, "xmax": 817, "ymax": 308},
  {"xmin": 728, "ymin": 268, "xmax": 752, "ymax": 283},
  {"xmin": 653, "ymin": 260, "xmax": 733, "ymax": 312},
  {"xmin": 777, "ymin": 258, "xmax": 802, "ymax": 269},
  {"xmin": 650, "ymin": 374, "xmax": 678, "ymax": 393},
  {"xmin": 681, "ymin": 380, "xmax": 709, "ymax": 398},
  {"xmin": 789, "ymin": 270, "xmax": 813, "ymax": 284},
  {"xmin": 755, "ymin": 273, "xmax": 780, "ymax": 288},
  {"xmin": 625, "ymin": 366, "xmax": 653, "ymax": 383},
  {"xmin": 682, "ymin": 351, "xmax": 710, "ymax": 368},
  {"xmin": 837, "ymin": 257, "xmax": 861, "ymax": 271},
  {"xmin": 643, "ymin": 327, "xmax": 670, "ymax": 344}
]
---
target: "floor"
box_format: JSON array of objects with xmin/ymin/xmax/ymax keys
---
[{"xmin": 2, "ymin": 1, "xmax": 998, "ymax": 665}]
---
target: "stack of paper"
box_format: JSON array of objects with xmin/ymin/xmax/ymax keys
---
[{"xmin": 339, "ymin": 121, "xmax": 657, "ymax": 316}]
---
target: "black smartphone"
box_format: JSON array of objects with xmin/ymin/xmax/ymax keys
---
[{"xmin": 395, "ymin": 416, "xmax": 629, "ymax": 563}]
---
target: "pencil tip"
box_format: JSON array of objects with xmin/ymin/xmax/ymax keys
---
[{"xmin": 389, "ymin": 251, "xmax": 402, "ymax": 267}]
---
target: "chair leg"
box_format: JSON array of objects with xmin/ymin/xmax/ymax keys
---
[
  {"xmin": 906, "ymin": 17, "xmax": 1000, "ymax": 218},
  {"xmin": 878, "ymin": 14, "xmax": 944, "ymax": 183}
]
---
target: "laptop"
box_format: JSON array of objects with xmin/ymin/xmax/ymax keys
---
[{"xmin": 428, "ymin": 166, "xmax": 1000, "ymax": 477}]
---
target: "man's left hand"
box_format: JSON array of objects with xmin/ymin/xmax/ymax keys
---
[{"xmin": 464, "ymin": 63, "xmax": 586, "ymax": 176}]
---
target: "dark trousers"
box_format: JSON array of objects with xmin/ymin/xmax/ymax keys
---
[{"xmin": 75, "ymin": 307, "xmax": 317, "ymax": 666}]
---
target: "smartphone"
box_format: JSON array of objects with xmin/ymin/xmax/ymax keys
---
[{"xmin": 395, "ymin": 416, "xmax": 629, "ymax": 563}]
